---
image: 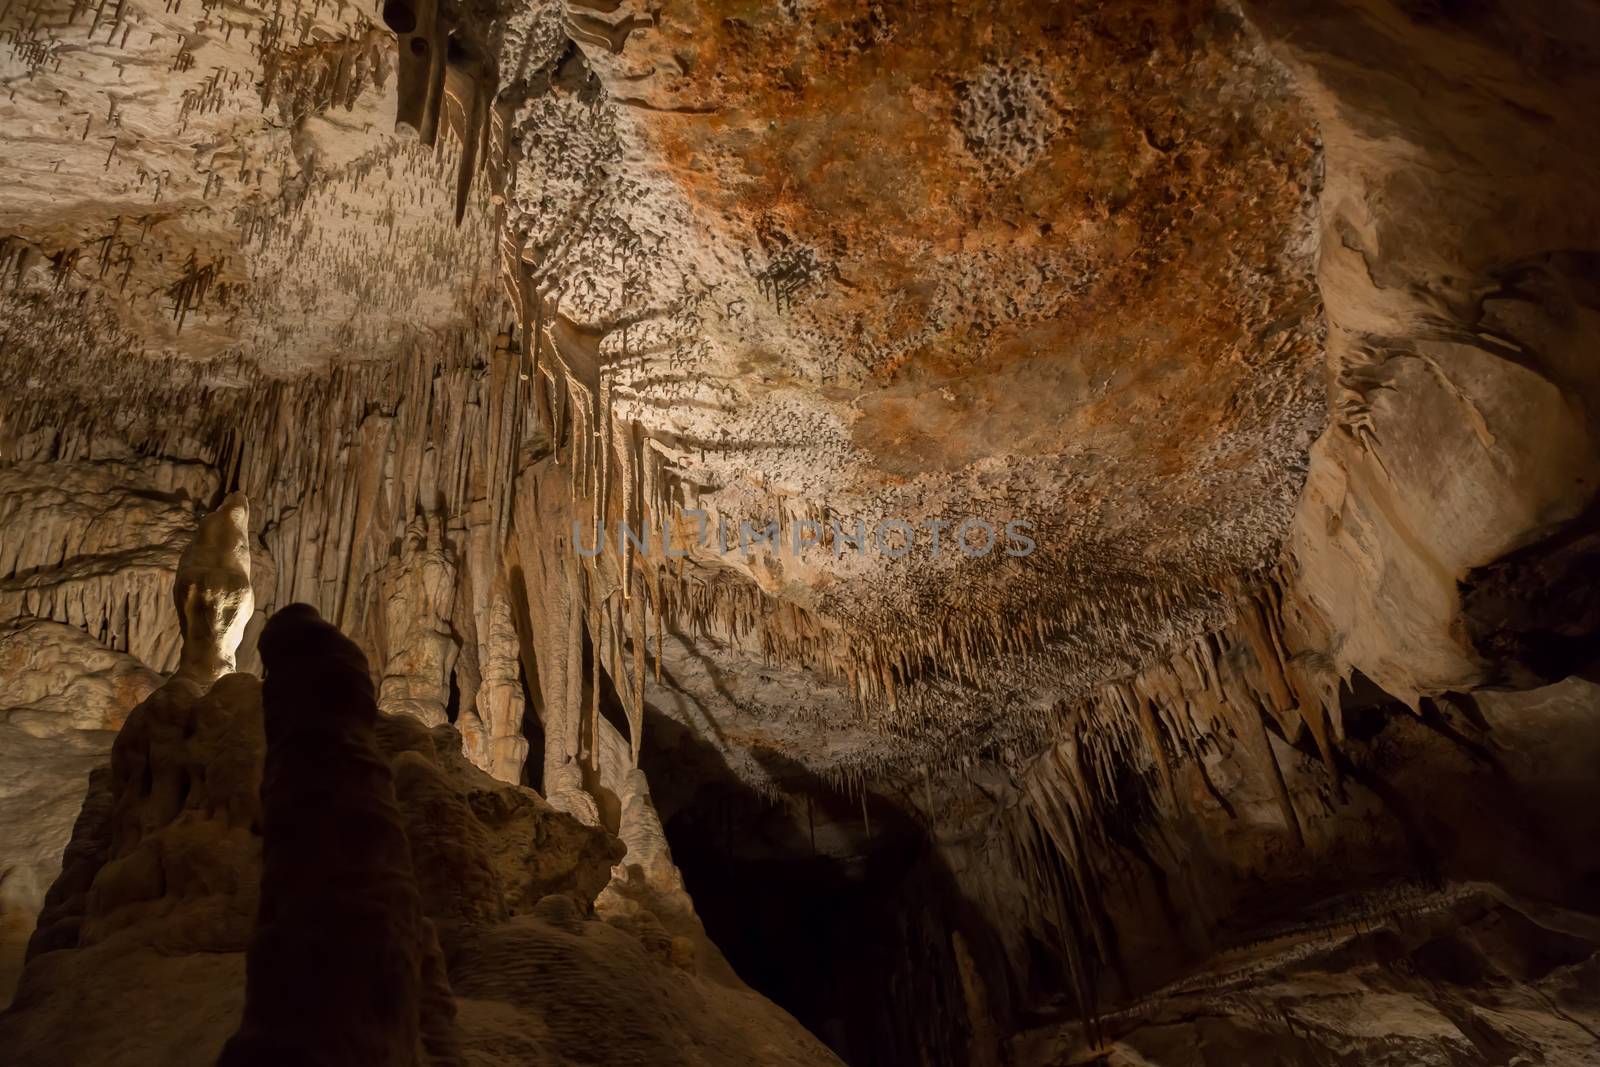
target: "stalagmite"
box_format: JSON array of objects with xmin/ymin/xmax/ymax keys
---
[
  {"xmin": 472, "ymin": 590, "xmax": 527, "ymax": 782},
  {"xmin": 218, "ymin": 603, "xmax": 458, "ymax": 1067},
  {"xmin": 171, "ymin": 491, "xmax": 254, "ymax": 688},
  {"xmin": 376, "ymin": 513, "xmax": 460, "ymax": 728}
]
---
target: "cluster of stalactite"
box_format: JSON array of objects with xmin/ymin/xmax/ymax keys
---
[
  {"xmin": 379, "ymin": 0, "xmax": 505, "ymax": 223},
  {"xmin": 362, "ymin": 3, "xmax": 1275, "ymax": 801},
  {"xmin": 0, "ymin": 228, "xmax": 252, "ymax": 379},
  {"xmin": 3, "ymin": 307, "xmax": 844, "ymax": 807},
  {"xmin": 1, "ymin": 0, "xmax": 508, "ymax": 378},
  {"xmin": 11, "ymin": 309, "xmax": 1177, "ymax": 779},
  {"xmin": 487, "ymin": 210, "xmax": 1257, "ymax": 798},
  {"xmin": 258, "ymin": 24, "xmax": 393, "ymax": 124},
  {"xmin": 0, "ymin": 0, "xmax": 1366, "ymax": 838},
  {"xmin": 1, "ymin": 319, "xmax": 531, "ymax": 765},
  {"xmin": 6, "ymin": 0, "xmax": 1298, "ymax": 805},
  {"xmin": 971, "ymin": 568, "xmax": 1357, "ymax": 1025}
]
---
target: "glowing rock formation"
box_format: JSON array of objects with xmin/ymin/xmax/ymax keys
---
[{"xmin": 172, "ymin": 492, "xmax": 255, "ymax": 689}]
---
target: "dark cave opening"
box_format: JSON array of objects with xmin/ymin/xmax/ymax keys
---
[
  {"xmin": 643, "ymin": 712, "xmax": 1014, "ymax": 1067},
  {"xmin": 518, "ymin": 657, "xmax": 543, "ymax": 793}
]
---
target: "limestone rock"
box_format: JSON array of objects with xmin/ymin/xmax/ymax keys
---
[
  {"xmin": 172, "ymin": 492, "xmax": 255, "ymax": 688},
  {"xmin": 0, "ymin": 619, "xmax": 159, "ymax": 1007},
  {"xmin": 377, "ymin": 514, "xmax": 461, "ymax": 728},
  {"xmin": 0, "ymin": 460, "xmax": 216, "ymax": 672},
  {"xmin": 1011, "ymin": 888, "xmax": 1600, "ymax": 1067}
]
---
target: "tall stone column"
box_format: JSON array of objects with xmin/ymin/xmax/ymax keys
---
[
  {"xmin": 376, "ymin": 514, "xmax": 460, "ymax": 727},
  {"xmin": 473, "ymin": 592, "xmax": 528, "ymax": 783}
]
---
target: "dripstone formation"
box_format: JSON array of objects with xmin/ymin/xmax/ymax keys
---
[
  {"xmin": 219, "ymin": 602, "xmax": 458, "ymax": 1067},
  {"xmin": 3, "ymin": 1, "xmax": 1600, "ymax": 1065}
]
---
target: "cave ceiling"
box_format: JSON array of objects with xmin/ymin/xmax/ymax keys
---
[{"xmin": 1, "ymin": 1, "xmax": 1332, "ymax": 785}]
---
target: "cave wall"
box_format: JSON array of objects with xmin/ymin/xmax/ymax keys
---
[{"xmin": 909, "ymin": 2, "xmax": 1600, "ymax": 1059}]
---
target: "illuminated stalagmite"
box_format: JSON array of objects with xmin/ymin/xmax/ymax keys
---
[{"xmin": 171, "ymin": 492, "xmax": 255, "ymax": 688}]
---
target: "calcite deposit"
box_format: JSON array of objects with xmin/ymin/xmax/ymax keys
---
[{"xmin": 2, "ymin": 0, "xmax": 1599, "ymax": 1064}]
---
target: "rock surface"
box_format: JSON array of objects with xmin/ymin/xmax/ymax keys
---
[
  {"xmin": 1012, "ymin": 885, "xmax": 1600, "ymax": 1067},
  {"xmin": 0, "ymin": 618, "xmax": 159, "ymax": 1007},
  {"xmin": 0, "ymin": 460, "xmax": 217, "ymax": 672}
]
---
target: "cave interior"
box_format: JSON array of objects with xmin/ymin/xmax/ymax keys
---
[{"xmin": 2, "ymin": 1, "xmax": 1600, "ymax": 1065}]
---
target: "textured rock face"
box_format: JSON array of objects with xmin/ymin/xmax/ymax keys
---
[
  {"xmin": 1254, "ymin": 0, "xmax": 1600, "ymax": 705},
  {"xmin": 0, "ymin": 0, "xmax": 494, "ymax": 373},
  {"xmin": 479, "ymin": 0, "xmax": 1330, "ymax": 769},
  {"xmin": 2, "ymin": 0, "xmax": 1600, "ymax": 1064},
  {"xmin": 0, "ymin": 460, "xmax": 218, "ymax": 671},
  {"xmin": 1011, "ymin": 886, "xmax": 1600, "ymax": 1066},
  {"xmin": 0, "ymin": 618, "xmax": 159, "ymax": 1007},
  {"xmin": 376, "ymin": 514, "xmax": 463, "ymax": 728}
]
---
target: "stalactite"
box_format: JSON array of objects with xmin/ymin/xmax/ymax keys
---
[{"xmin": 629, "ymin": 586, "xmax": 645, "ymax": 767}]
